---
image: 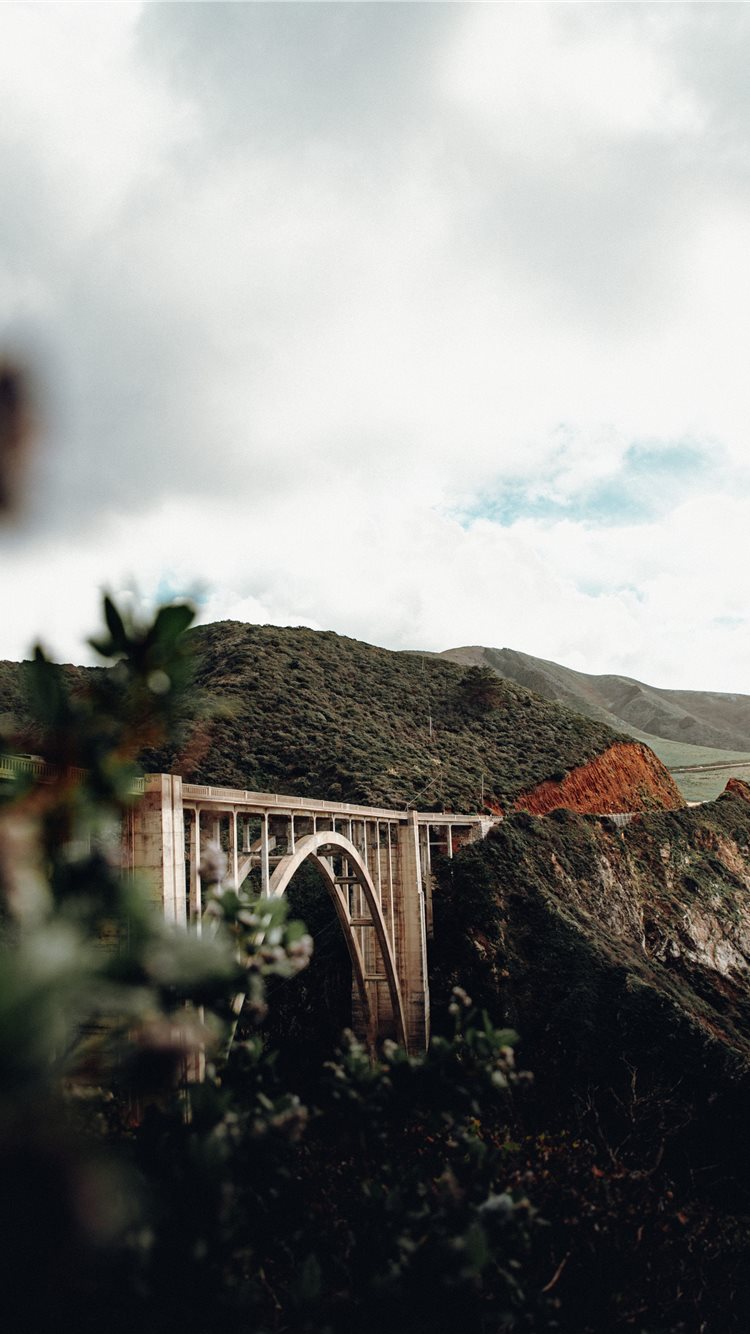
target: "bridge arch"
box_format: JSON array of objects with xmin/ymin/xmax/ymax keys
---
[{"xmin": 268, "ymin": 831, "xmax": 408, "ymax": 1051}]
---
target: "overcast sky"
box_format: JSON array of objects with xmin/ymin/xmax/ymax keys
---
[{"xmin": 2, "ymin": 2, "xmax": 750, "ymax": 690}]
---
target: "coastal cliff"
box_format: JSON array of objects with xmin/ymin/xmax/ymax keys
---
[{"xmin": 433, "ymin": 787, "xmax": 750, "ymax": 1080}]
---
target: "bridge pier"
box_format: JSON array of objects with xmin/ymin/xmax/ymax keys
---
[
  {"xmin": 188, "ymin": 806, "xmax": 200, "ymax": 923},
  {"xmin": 395, "ymin": 813, "xmax": 430, "ymax": 1053},
  {"xmin": 125, "ymin": 774, "xmax": 187, "ymax": 924}
]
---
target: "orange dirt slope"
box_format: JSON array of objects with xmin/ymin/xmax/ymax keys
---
[{"xmin": 514, "ymin": 740, "xmax": 683, "ymax": 816}]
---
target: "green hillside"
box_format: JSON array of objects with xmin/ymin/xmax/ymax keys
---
[
  {"xmin": 152, "ymin": 621, "xmax": 625, "ymax": 811},
  {"xmin": 441, "ymin": 644, "xmax": 750, "ymax": 801},
  {"xmin": 633, "ymin": 734, "xmax": 750, "ymax": 770},
  {"xmin": 7, "ymin": 623, "xmax": 737, "ymax": 806},
  {"xmin": 0, "ymin": 660, "xmax": 29, "ymax": 734},
  {"xmin": 615, "ymin": 734, "xmax": 750, "ymax": 803}
]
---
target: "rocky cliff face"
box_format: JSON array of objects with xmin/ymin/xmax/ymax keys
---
[
  {"xmin": 432, "ymin": 791, "xmax": 750, "ymax": 1091},
  {"xmin": 723, "ymin": 777, "xmax": 750, "ymax": 802},
  {"xmin": 429, "ymin": 785, "xmax": 750, "ymax": 1331},
  {"xmin": 514, "ymin": 740, "xmax": 683, "ymax": 816}
]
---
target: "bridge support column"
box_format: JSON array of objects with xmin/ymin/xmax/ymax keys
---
[
  {"xmin": 189, "ymin": 807, "xmax": 201, "ymax": 925},
  {"xmin": 260, "ymin": 814, "xmax": 270, "ymax": 895},
  {"xmin": 421, "ymin": 823, "xmax": 434, "ymax": 940},
  {"xmin": 229, "ymin": 810, "xmax": 239, "ymax": 887},
  {"xmin": 128, "ymin": 774, "xmax": 186, "ymax": 924},
  {"xmin": 395, "ymin": 813, "xmax": 430, "ymax": 1053},
  {"xmin": 348, "ymin": 820, "xmax": 394, "ymax": 1047}
]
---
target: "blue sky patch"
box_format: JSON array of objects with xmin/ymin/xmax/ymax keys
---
[
  {"xmin": 155, "ymin": 574, "xmax": 207, "ymax": 608},
  {"xmin": 456, "ymin": 438, "xmax": 718, "ymax": 530},
  {"xmin": 577, "ymin": 579, "xmax": 646, "ymax": 602}
]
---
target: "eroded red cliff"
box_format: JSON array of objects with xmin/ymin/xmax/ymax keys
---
[
  {"xmin": 723, "ymin": 777, "xmax": 750, "ymax": 802},
  {"xmin": 514, "ymin": 740, "xmax": 683, "ymax": 816}
]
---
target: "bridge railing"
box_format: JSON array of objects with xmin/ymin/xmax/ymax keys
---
[
  {"xmin": 1, "ymin": 754, "xmax": 144, "ymax": 793},
  {"xmin": 1, "ymin": 753, "xmax": 90, "ymax": 783},
  {"xmin": 179, "ymin": 778, "xmax": 492, "ymax": 826},
  {"xmin": 1, "ymin": 758, "xmax": 493, "ymax": 827}
]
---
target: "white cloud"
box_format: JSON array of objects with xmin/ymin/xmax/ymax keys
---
[
  {"xmin": 440, "ymin": 5, "xmax": 703, "ymax": 151},
  {"xmin": 2, "ymin": 479, "xmax": 746, "ymax": 694},
  {"xmin": 2, "ymin": 3, "xmax": 750, "ymax": 693},
  {"xmin": 0, "ymin": 3, "xmax": 196, "ymax": 239}
]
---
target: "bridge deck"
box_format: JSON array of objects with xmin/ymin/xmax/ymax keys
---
[
  {"xmin": 1, "ymin": 757, "xmax": 495, "ymax": 829},
  {"xmin": 176, "ymin": 776, "xmax": 492, "ymax": 828}
]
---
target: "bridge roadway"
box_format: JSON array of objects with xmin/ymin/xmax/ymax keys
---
[{"xmin": 126, "ymin": 774, "xmax": 498, "ymax": 1055}]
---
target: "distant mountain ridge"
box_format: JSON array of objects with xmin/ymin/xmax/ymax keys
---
[{"xmin": 439, "ymin": 645, "xmax": 750, "ymax": 758}]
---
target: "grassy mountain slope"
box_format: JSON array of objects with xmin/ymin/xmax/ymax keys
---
[
  {"xmin": 0, "ymin": 660, "xmax": 29, "ymax": 735},
  {"xmin": 161, "ymin": 621, "xmax": 637, "ymax": 811},
  {"xmin": 441, "ymin": 645, "xmax": 750, "ymax": 799},
  {"xmin": 0, "ymin": 657, "xmax": 92, "ymax": 752},
  {"xmin": 0, "ymin": 621, "xmax": 683, "ymax": 812},
  {"xmin": 440, "ymin": 645, "xmax": 750, "ymax": 751}
]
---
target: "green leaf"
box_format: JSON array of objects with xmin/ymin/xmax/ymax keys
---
[
  {"xmin": 87, "ymin": 636, "xmax": 113, "ymax": 658},
  {"xmin": 149, "ymin": 603, "xmax": 195, "ymax": 649},
  {"xmin": 104, "ymin": 595, "xmax": 128, "ymax": 651},
  {"xmin": 299, "ymin": 1252, "xmax": 322, "ymax": 1303},
  {"xmin": 464, "ymin": 1220, "xmax": 489, "ymax": 1273},
  {"xmin": 23, "ymin": 649, "xmax": 70, "ymax": 727}
]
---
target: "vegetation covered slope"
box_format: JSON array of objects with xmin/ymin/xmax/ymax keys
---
[
  {"xmin": 0, "ymin": 658, "xmax": 92, "ymax": 739},
  {"xmin": 441, "ymin": 644, "xmax": 750, "ymax": 773},
  {"xmin": 0, "ymin": 659, "xmax": 33, "ymax": 737},
  {"xmin": 433, "ymin": 790, "xmax": 750, "ymax": 1091},
  {"xmin": 156, "ymin": 621, "xmax": 673, "ymax": 812},
  {"xmin": 428, "ymin": 789, "xmax": 750, "ymax": 1331},
  {"xmin": 0, "ymin": 621, "xmax": 684, "ymax": 813}
]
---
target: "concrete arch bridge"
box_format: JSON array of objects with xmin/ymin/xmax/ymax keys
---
[{"xmin": 126, "ymin": 775, "xmax": 497, "ymax": 1054}]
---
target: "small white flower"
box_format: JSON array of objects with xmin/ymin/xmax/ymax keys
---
[
  {"xmin": 479, "ymin": 1192, "xmax": 514, "ymax": 1219},
  {"xmin": 199, "ymin": 840, "xmax": 228, "ymax": 888}
]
